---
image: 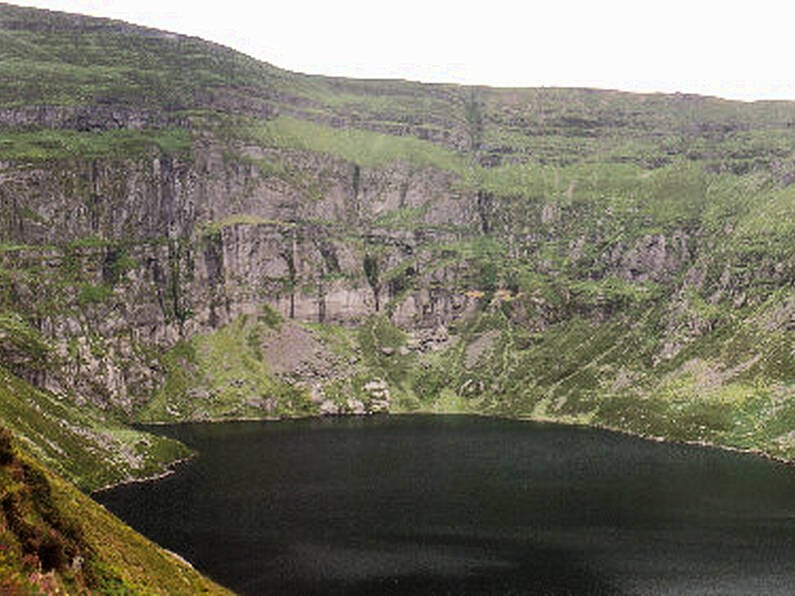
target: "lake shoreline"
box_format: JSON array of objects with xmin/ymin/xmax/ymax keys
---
[
  {"xmin": 97, "ymin": 408, "xmax": 795, "ymax": 495},
  {"xmin": 91, "ymin": 453, "xmax": 197, "ymax": 495}
]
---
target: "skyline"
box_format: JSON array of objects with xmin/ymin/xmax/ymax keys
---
[{"xmin": 6, "ymin": 0, "xmax": 795, "ymax": 102}]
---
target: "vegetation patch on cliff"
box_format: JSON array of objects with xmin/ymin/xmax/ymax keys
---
[
  {"xmin": 0, "ymin": 128, "xmax": 193, "ymax": 161},
  {"xmin": 138, "ymin": 313, "xmax": 314, "ymax": 422}
]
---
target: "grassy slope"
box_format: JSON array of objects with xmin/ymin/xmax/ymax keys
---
[
  {"xmin": 0, "ymin": 311, "xmax": 189, "ymax": 491},
  {"xmin": 0, "ymin": 366, "xmax": 191, "ymax": 490},
  {"xmin": 137, "ymin": 311, "xmax": 313, "ymax": 422},
  {"xmin": 0, "ymin": 428, "xmax": 231, "ymax": 594},
  {"xmin": 4, "ymin": 1, "xmax": 795, "ymax": 165},
  {"xmin": 0, "ymin": 127, "xmax": 193, "ymax": 160}
]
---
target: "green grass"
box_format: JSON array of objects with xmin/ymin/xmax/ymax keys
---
[
  {"xmin": 236, "ymin": 116, "xmax": 469, "ymax": 171},
  {"xmin": 731, "ymin": 184, "xmax": 795, "ymax": 255},
  {"xmin": 199, "ymin": 213, "xmax": 295, "ymax": 235},
  {"xmin": 0, "ymin": 431, "xmax": 231, "ymax": 594},
  {"xmin": 0, "ymin": 4, "xmax": 294, "ymax": 109},
  {"xmin": 357, "ymin": 315, "xmax": 415, "ymax": 386},
  {"xmin": 76, "ymin": 282, "xmax": 112, "ymax": 305},
  {"xmin": 0, "ymin": 128, "xmax": 193, "ymax": 161},
  {"xmin": 0, "ymin": 311, "xmax": 52, "ymax": 371},
  {"xmin": 137, "ymin": 315, "xmax": 312, "ymax": 422},
  {"xmin": 0, "ymin": 366, "xmax": 190, "ymax": 491}
]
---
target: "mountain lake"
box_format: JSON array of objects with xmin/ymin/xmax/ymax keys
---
[{"xmin": 95, "ymin": 415, "xmax": 795, "ymax": 595}]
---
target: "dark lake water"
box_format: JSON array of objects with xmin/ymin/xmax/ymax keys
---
[{"xmin": 95, "ymin": 415, "xmax": 795, "ymax": 595}]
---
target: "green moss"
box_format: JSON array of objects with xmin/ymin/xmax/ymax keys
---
[
  {"xmin": 373, "ymin": 206, "xmax": 428, "ymax": 229},
  {"xmin": 138, "ymin": 316, "xmax": 313, "ymax": 423},
  {"xmin": 301, "ymin": 321, "xmax": 357, "ymax": 360},
  {"xmin": 0, "ymin": 129, "xmax": 193, "ymax": 161},
  {"xmin": 235, "ymin": 116, "xmax": 468, "ymax": 172},
  {"xmin": 0, "ymin": 312, "xmax": 52, "ymax": 372},
  {"xmin": 199, "ymin": 214, "xmax": 295, "ymax": 235},
  {"xmin": 103, "ymin": 246, "xmax": 137, "ymax": 284},
  {"xmin": 77, "ymin": 283, "xmax": 112, "ymax": 306},
  {"xmin": 258, "ymin": 303, "xmax": 282, "ymax": 330},
  {"xmin": 357, "ymin": 316, "xmax": 415, "ymax": 387},
  {"xmin": 568, "ymin": 277, "xmax": 662, "ymax": 309}
]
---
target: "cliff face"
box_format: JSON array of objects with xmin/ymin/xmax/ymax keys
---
[
  {"xmin": 1, "ymin": 142, "xmax": 482, "ymax": 410},
  {"xmin": 2, "ymin": 3, "xmax": 795, "ymax": 471},
  {"xmin": 0, "ymin": 140, "xmax": 714, "ymax": 414}
]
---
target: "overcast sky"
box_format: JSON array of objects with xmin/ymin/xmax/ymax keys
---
[{"xmin": 8, "ymin": 0, "xmax": 795, "ymax": 101}]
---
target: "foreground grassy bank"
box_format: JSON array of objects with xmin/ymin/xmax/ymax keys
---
[{"xmin": 0, "ymin": 427, "xmax": 232, "ymax": 594}]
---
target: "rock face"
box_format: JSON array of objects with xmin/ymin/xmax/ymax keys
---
[
  {"xmin": 0, "ymin": 105, "xmax": 184, "ymax": 131},
  {"xmin": 0, "ymin": 138, "xmax": 707, "ymax": 412},
  {"xmin": 2, "ymin": 131, "xmax": 782, "ymax": 413},
  {"xmin": 0, "ymin": 140, "xmax": 485, "ymax": 409},
  {"xmin": 615, "ymin": 233, "xmax": 692, "ymax": 283}
]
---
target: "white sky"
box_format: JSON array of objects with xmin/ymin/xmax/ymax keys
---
[{"xmin": 8, "ymin": 0, "xmax": 795, "ymax": 101}]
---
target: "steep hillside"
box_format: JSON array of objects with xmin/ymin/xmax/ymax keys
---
[
  {"xmin": 0, "ymin": 426, "xmax": 231, "ymax": 594},
  {"xmin": 1, "ymin": 0, "xmax": 795, "ymax": 490},
  {"xmin": 0, "ymin": 304, "xmax": 192, "ymax": 490}
]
